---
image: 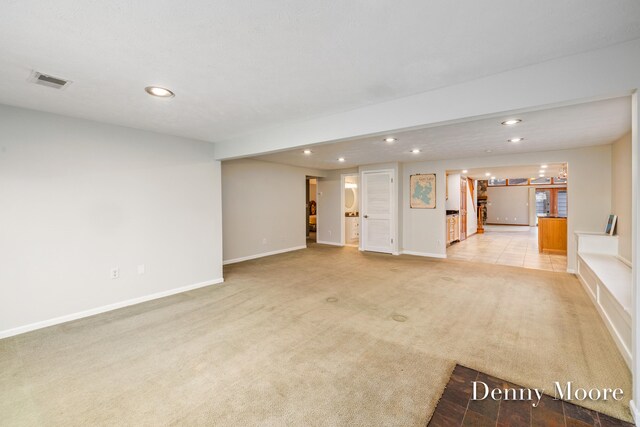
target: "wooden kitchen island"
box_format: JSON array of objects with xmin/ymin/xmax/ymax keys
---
[{"xmin": 538, "ymin": 216, "xmax": 567, "ymax": 254}]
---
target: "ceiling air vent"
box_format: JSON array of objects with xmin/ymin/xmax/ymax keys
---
[{"xmin": 29, "ymin": 71, "xmax": 72, "ymax": 89}]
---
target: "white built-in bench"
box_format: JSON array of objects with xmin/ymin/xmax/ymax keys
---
[{"xmin": 575, "ymin": 232, "xmax": 632, "ymax": 368}]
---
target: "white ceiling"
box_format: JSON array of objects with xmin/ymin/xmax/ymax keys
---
[
  {"xmin": 253, "ymin": 96, "xmax": 631, "ymax": 169},
  {"xmin": 0, "ymin": 1, "xmax": 639, "ymax": 143},
  {"xmin": 449, "ymin": 164, "xmax": 566, "ymax": 181}
]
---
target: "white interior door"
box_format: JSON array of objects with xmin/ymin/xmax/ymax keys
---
[{"xmin": 361, "ymin": 170, "xmax": 394, "ymax": 254}]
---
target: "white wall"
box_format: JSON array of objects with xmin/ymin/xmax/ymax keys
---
[
  {"xmin": 445, "ymin": 174, "xmax": 461, "ymax": 210},
  {"xmin": 221, "ymin": 159, "xmax": 324, "ymax": 262},
  {"xmin": 612, "ymin": 132, "xmax": 632, "ymax": 263},
  {"xmin": 403, "ymin": 166, "xmax": 447, "ymax": 258},
  {"xmin": 309, "ymin": 181, "xmax": 317, "ymax": 203},
  {"xmin": 0, "ymin": 104, "xmax": 223, "ymax": 336},
  {"xmin": 528, "ymin": 188, "xmax": 537, "ymax": 226},
  {"xmin": 486, "ymin": 186, "xmax": 530, "ymax": 225},
  {"xmin": 402, "ymin": 145, "xmax": 612, "ymax": 271},
  {"xmin": 631, "ymin": 92, "xmax": 640, "ymax": 420}
]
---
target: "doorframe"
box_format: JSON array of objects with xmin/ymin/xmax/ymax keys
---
[
  {"xmin": 340, "ymin": 173, "xmax": 360, "ymax": 248},
  {"xmin": 360, "ymin": 168, "xmax": 398, "ymax": 255},
  {"xmin": 306, "ymin": 177, "xmax": 310, "ymax": 239},
  {"xmin": 306, "ymin": 175, "xmax": 319, "ymax": 243},
  {"xmin": 459, "ymin": 176, "xmax": 468, "ymax": 240}
]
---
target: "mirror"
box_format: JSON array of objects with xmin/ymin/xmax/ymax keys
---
[{"xmin": 345, "ymin": 188, "xmax": 357, "ymax": 212}]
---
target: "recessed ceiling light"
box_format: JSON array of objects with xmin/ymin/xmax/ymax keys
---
[
  {"xmin": 491, "ymin": 176, "xmax": 496, "ymax": 180},
  {"xmin": 145, "ymin": 86, "xmax": 175, "ymax": 98},
  {"xmin": 384, "ymin": 137, "xmax": 397, "ymax": 143},
  {"xmin": 485, "ymin": 172, "xmax": 491, "ymax": 177},
  {"xmin": 303, "ymin": 149, "xmax": 312, "ymax": 155},
  {"xmin": 485, "ymin": 149, "xmax": 493, "ymax": 153},
  {"xmin": 501, "ymin": 119, "xmax": 522, "ymax": 126},
  {"xmin": 541, "ymin": 164, "xmax": 548, "ymax": 169},
  {"xmin": 539, "ymin": 174, "xmax": 545, "ymax": 177},
  {"xmin": 338, "ymin": 157, "xmax": 345, "ymax": 162},
  {"xmin": 462, "ymin": 169, "xmax": 468, "ymax": 173},
  {"xmin": 508, "ymin": 137, "xmax": 524, "ymax": 143},
  {"xmin": 411, "ymin": 149, "xmax": 421, "ymax": 154},
  {"xmin": 539, "ymin": 169, "xmax": 545, "ymax": 173}
]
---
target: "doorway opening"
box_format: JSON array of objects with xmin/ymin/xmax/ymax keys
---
[
  {"xmin": 306, "ymin": 178, "xmax": 317, "ymax": 243},
  {"xmin": 446, "ymin": 164, "xmax": 568, "ymax": 272},
  {"xmin": 342, "ymin": 174, "xmax": 360, "ymax": 247}
]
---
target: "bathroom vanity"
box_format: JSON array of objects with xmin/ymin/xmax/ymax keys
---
[{"xmin": 345, "ymin": 213, "xmax": 359, "ymax": 243}]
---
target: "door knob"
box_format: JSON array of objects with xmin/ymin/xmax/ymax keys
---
[{"xmin": 363, "ymin": 215, "xmax": 369, "ymax": 218}]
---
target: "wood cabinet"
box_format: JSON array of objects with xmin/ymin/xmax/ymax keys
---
[
  {"xmin": 538, "ymin": 217, "xmax": 567, "ymax": 254},
  {"xmin": 446, "ymin": 214, "xmax": 460, "ymax": 245}
]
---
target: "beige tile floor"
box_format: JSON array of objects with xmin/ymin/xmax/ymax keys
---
[{"xmin": 447, "ymin": 225, "xmax": 568, "ymax": 272}]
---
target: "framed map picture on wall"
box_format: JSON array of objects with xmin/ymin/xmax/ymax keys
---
[{"xmin": 410, "ymin": 174, "xmax": 436, "ymax": 209}]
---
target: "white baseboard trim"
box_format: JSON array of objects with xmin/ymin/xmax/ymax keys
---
[
  {"xmin": 617, "ymin": 255, "xmax": 632, "ymax": 268},
  {"xmin": 566, "ymin": 268, "xmax": 577, "ymax": 274},
  {"xmin": 401, "ymin": 250, "xmax": 447, "ymax": 259},
  {"xmin": 316, "ymin": 240, "xmax": 343, "ymax": 247},
  {"xmin": 630, "ymin": 400, "xmax": 639, "ymax": 425},
  {"xmin": 0, "ymin": 278, "xmax": 225, "ymax": 340},
  {"xmin": 223, "ymin": 245, "xmax": 307, "ymax": 265}
]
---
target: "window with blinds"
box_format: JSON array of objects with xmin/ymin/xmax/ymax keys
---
[{"xmin": 557, "ymin": 190, "xmax": 568, "ymax": 217}]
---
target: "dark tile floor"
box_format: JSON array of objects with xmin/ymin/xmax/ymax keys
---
[{"xmin": 428, "ymin": 365, "xmax": 634, "ymax": 427}]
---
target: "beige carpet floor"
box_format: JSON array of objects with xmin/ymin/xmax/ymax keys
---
[{"xmin": 0, "ymin": 245, "xmax": 632, "ymax": 425}]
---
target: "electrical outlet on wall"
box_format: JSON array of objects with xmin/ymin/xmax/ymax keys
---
[
  {"xmin": 137, "ymin": 264, "xmax": 145, "ymax": 275},
  {"xmin": 262, "ymin": 238, "xmax": 267, "ymax": 245},
  {"xmin": 110, "ymin": 267, "xmax": 119, "ymax": 279}
]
